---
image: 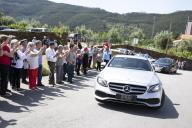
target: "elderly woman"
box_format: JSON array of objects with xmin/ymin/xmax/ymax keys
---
[
  {"xmin": 0, "ymin": 35, "xmax": 17, "ymax": 95},
  {"xmin": 56, "ymin": 45, "xmax": 64, "ymax": 84},
  {"xmin": 11, "ymin": 39, "xmax": 28, "ymax": 91},
  {"xmin": 27, "ymin": 42, "xmax": 44, "ymax": 90}
]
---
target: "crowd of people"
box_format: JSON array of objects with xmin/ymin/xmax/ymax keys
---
[{"xmin": 0, "ymin": 34, "xmax": 111, "ymax": 96}]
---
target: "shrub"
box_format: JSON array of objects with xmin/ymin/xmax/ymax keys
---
[
  {"xmin": 154, "ymin": 31, "xmax": 173, "ymax": 50},
  {"xmin": 42, "ymin": 67, "xmax": 50, "ymax": 76}
]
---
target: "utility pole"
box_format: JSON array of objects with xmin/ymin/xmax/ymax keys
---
[
  {"xmin": 151, "ymin": 16, "xmax": 156, "ymax": 39},
  {"xmin": 165, "ymin": 21, "xmax": 172, "ymax": 54}
]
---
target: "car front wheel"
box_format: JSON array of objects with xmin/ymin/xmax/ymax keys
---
[{"xmin": 150, "ymin": 90, "xmax": 165, "ymax": 110}]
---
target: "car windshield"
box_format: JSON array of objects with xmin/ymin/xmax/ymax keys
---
[
  {"xmin": 108, "ymin": 57, "xmax": 152, "ymax": 71},
  {"xmin": 155, "ymin": 58, "xmax": 172, "ymax": 64}
]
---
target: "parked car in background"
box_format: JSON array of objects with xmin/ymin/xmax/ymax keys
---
[
  {"xmin": 135, "ymin": 53, "xmax": 156, "ymax": 63},
  {"xmin": 153, "ymin": 58, "xmax": 177, "ymax": 74},
  {"xmin": 68, "ymin": 33, "xmax": 81, "ymax": 43},
  {"xmin": 1, "ymin": 28, "xmax": 19, "ymax": 32},
  {"xmin": 117, "ymin": 48, "xmax": 134, "ymax": 55},
  {"xmin": 95, "ymin": 55, "xmax": 165, "ymax": 109},
  {"xmin": 29, "ymin": 28, "xmax": 48, "ymax": 32},
  {"xmin": 0, "ymin": 26, "xmax": 10, "ymax": 31},
  {"xmin": 143, "ymin": 54, "xmax": 156, "ymax": 63}
]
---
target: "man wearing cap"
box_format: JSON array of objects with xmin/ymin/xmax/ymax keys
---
[{"xmin": 45, "ymin": 41, "xmax": 58, "ymax": 86}]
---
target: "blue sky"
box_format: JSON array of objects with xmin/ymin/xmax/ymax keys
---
[{"xmin": 49, "ymin": 0, "xmax": 192, "ymax": 14}]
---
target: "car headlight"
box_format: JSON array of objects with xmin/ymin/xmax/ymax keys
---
[
  {"xmin": 148, "ymin": 84, "xmax": 161, "ymax": 93},
  {"xmin": 97, "ymin": 77, "xmax": 108, "ymax": 87}
]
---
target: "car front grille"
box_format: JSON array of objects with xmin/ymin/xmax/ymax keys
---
[{"xmin": 109, "ymin": 83, "xmax": 147, "ymax": 95}]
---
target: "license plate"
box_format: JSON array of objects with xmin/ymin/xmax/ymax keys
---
[
  {"xmin": 155, "ymin": 67, "xmax": 162, "ymax": 71},
  {"xmin": 116, "ymin": 93, "xmax": 137, "ymax": 102}
]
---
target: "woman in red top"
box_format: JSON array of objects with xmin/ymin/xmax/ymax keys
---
[
  {"xmin": 0, "ymin": 35, "xmax": 11, "ymax": 96},
  {"xmin": 0, "ymin": 35, "xmax": 17, "ymax": 96}
]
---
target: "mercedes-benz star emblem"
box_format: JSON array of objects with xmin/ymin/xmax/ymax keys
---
[{"xmin": 124, "ymin": 85, "xmax": 130, "ymax": 93}]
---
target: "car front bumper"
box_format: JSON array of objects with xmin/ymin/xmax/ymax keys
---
[
  {"xmin": 95, "ymin": 83, "xmax": 163, "ymax": 107},
  {"xmin": 155, "ymin": 66, "xmax": 170, "ymax": 73}
]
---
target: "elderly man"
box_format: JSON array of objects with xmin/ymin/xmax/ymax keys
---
[{"xmin": 46, "ymin": 41, "xmax": 58, "ymax": 86}]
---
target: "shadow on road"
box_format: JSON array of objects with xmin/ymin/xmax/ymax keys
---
[
  {"xmin": 98, "ymin": 95, "xmax": 179, "ymax": 119},
  {"xmin": 0, "ymin": 117, "xmax": 17, "ymax": 128},
  {"xmin": 0, "ymin": 70, "xmax": 99, "ymax": 128},
  {"xmin": 0, "ymin": 70, "xmax": 99, "ymax": 113},
  {"xmin": 0, "ymin": 100, "xmax": 29, "ymax": 113},
  {"xmin": 57, "ymin": 70, "xmax": 98, "ymax": 91},
  {"xmin": 0, "ymin": 85, "xmax": 66, "ymax": 114}
]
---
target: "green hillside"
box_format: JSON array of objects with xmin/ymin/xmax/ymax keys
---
[{"xmin": 0, "ymin": 0, "xmax": 192, "ymax": 37}]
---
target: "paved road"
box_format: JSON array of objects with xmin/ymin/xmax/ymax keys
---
[{"xmin": 0, "ymin": 70, "xmax": 192, "ymax": 128}]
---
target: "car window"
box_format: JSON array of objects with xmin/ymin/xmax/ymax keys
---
[
  {"xmin": 108, "ymin": 57, "xmax": 152, "ymax": 71},
  {"xmin": 155, "ymin": 58, "xmax": 172, "ymax": 64}
]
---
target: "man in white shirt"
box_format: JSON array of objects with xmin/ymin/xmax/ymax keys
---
[{"xmin": 46, "ymin": 41, "xmax": 58, "ymax": 86}]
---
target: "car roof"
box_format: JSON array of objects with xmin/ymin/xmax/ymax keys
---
[{"xmin": 114, "ymin": 55, "xmax": 148, "ymax": 60}]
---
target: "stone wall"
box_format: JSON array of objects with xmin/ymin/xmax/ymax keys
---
[
  {"xmin": 0, "ymin": 31, "xmax": 68, "ymax": 44},
  {"xmin": 111, "ymin": 44, "xmax": 192, "ymax": 71}
]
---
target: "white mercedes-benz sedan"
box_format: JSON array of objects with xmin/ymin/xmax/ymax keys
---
[{"xmin": 95, "ymin": 55, "xmax": 165, "ymax": 109}]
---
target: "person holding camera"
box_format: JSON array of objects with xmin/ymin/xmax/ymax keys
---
[{"xmin": 11, "ymin": 39, "xmax": 29, "ymax": 91}]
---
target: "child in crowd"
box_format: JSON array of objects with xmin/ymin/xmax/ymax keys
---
[
  {"xmin": 11, "ymin": 39, "xmax": 28, "ymax": 91},
  {"xmin": 102, "ymin": 46, "xmax": 110, "ymax": 64},
  {"xmin": 96, "ymin": 50, "xmax": 102, "ymax": 71},
  {"xmin": 82, "ymin": 47, "xmax": 89, "ymax": 75},
  {"xmin": 76, "ymin": 49, "xmax": 83, "ymax": 76}
]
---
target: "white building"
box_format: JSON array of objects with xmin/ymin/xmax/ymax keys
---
[{"xmin": 185, "ymin": 21, "xmax": 192, "ymax": 35}]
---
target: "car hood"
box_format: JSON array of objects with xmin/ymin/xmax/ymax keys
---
[{"xmin": 99, "ymin": 67, "xmax": 160, "ymax": 86}]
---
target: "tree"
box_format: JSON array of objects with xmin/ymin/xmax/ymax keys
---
[
  {"xmin": 0, "ymin": 16, "xmax": 15, "ymax": 25},
  {"xmin": 9, "ymin": 22, "xmax": 28, "ymax": 31},
  {"xmin": 51, "ymin": 23, "xmax": 70, "ymax": 37},
  {"xmin": 108, "ymin": 24, "xmax": 123, "ymax": 44},
  {"xmin": 75, "ymin": 25, "xmax": 93, "ymax": 43},
  {"xmin": 154, "ymin": 31, "xmax": 173, "ymax": 50},
  {"xmin": 177, "ymin": 40, "xmax": 192, "ymax": 52}
]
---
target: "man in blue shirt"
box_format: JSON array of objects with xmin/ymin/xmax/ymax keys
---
[
  {"xmin": 102, "ymin": 47, "xmax": 110, "ymax": 64},
  {"xmin": 35, "ymin": 40, "xmax": 46, "ymax": 86}
]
